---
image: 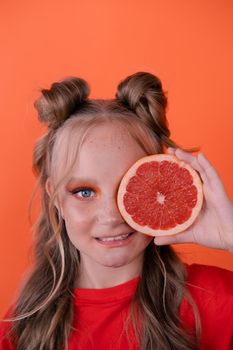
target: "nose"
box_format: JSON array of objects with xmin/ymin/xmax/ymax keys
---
[{"xmin": 95, "ymin": 195, "xmax": 125, "ymax": 226}]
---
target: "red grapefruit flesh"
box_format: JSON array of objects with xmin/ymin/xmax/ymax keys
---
[{"xmin": 117, "ymin": 154, "xmax": 203, "ymax": 236}]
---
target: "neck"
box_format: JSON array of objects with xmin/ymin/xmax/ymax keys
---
[{"xmin": 75, "ymin": 254, "xmax": 144, "ymax": 289}]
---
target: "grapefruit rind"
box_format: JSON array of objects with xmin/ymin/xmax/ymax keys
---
[{"xmin": 117, "ymin": 154, "xmax": 203, "ymax": 236}]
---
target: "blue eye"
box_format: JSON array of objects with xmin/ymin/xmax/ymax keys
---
[{"xmin": 72, "ymin": 188, "xmax": 95, "ymax": 199}]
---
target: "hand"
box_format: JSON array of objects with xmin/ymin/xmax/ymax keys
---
[{"xmin": 154, "ymin": 148, "xmax": 233, "ymax": 253}]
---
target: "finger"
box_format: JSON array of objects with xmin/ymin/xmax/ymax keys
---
[
  {"xmin": 174, "ymin": 148, "xmax": 209, "ymax": 184},
  {"xmin": 197, "ymin": 153, "xmax": 224, "ymax": 188},
  {"xmin": 175, "ymin": 148, "xmax": 202, "ymax": 171},
  {"xmin": 166, "ymin": 147, "xmax": 176, "ymax": 155},
  {"xmin": 154, "ymin": 230, "xmax": 194, "ymax": 246}
]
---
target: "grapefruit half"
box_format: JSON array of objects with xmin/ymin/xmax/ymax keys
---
[{"xmin": 117, "ymin": 154, "xmax": 203, "ymax": 236}]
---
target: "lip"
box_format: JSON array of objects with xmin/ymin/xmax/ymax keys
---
[
  {"xmin": 95, "ymin": 232, "xmax": 134, "ymax": 239},
  {"xmin": 94, "ymin": 231, "xmax": 136, "ymax": 248}
]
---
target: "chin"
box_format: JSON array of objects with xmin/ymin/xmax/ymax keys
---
[
  {"xmin": 98, "ymin": 252, "xmax": 139, "ymax": 269},
  {"xmin": 101, "ymin": 260, "xmax": 128, "ymax": 268}
]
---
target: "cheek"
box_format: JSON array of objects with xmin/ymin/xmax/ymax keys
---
[
  {"xmin": 131, "ymin": 233, "xmax": 154, "ymax": 256},
  {"xmin": 139, "ymin": 234, "xmax": 154, "ymax": 248},
  {"xmin": 62, "ymin": 200, "xmax": 95, "ymax": 237}
]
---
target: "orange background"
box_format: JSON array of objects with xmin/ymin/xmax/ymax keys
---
[{"xmin": 0, "ymin": 0, "xmax": 233, "ymax": 315}]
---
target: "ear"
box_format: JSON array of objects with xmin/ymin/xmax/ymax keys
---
[
  {"xmin": 45, "ymin": 177, "xmax": 54, "ymax": 198},
  {"xmin": 45, "ymin": 178, "xmax": 65, "ymax": 219}
]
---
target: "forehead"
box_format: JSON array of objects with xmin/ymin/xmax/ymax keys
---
[
  {"xmin": 76, "ymin": 122, "xmax": 147, "ymax": 177},
  {"xmin": 51, "ymin": 118, "xmax": 160, "ymax": 187},
  {"xmin": 83, "ymin": 122, "xmax": 138, "ymax": 150}
]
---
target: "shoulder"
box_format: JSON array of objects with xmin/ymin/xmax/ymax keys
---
[
  {"xmin": 0, "ymin": 309, "xmax": 14, "ymax": 350},
  {"xmin": 184, "ymin": 263, "xmax": 233, "ymax": 310},
  {"xmin": 185, "ymin": 263, "xmax": 233, "ymax": 297},
  {"xmin": 0, "ymin": 322, "xmax": 14, "ymax": 350},
  {"xmin": 183, "ymin": 264, "xmax": 233, "ymax": 349},
  {"xmin": 186, "ymin": 263, "xmax": 233, "ymax": 289}
]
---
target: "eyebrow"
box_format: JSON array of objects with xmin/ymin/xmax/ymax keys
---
[{"xmin": 66, "ymin": 177, "xmax": 99, "ymax": 186}]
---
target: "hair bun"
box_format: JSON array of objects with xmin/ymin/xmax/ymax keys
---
[
  {"xmin": 34, "ymin": 77, "xmax": 90, "ymax": 129},
  {"xmin": 116, "ymin": 71, "xmax": 170, "ymax": 141},
  {"xmin": 115, "ymin": 71, "xmax": 166, "ymax": 110}
]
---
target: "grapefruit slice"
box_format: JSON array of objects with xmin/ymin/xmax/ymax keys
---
[{"xmin": 117, "ymin": 154, "xmax": 203, "ymax": 236}]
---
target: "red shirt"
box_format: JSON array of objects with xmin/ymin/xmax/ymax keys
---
[{"xmin": 1, "ymin": 264, "xmax": 233, "ymax": 349}]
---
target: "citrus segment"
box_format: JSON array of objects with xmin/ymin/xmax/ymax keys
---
[{"xmin": 117, "ymin": 154, "xmax": 203, "ymax": 236}]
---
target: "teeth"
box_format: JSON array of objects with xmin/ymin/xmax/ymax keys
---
[{"xmin": 98, "ymin": 233, "xmax": 131, "ymax": 242}]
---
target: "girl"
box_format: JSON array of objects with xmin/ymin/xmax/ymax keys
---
[{"xmin": 0, "ymin": 72, "xmax": 233, "ymax": 350}]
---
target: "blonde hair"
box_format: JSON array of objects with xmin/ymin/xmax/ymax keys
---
[{"xmin": 3, "ymin": 72, "xmax": 200, "ymax": 349}]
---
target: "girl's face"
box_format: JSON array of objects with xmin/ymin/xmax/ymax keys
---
[{"xmin": 59, "ymin": 122, "xmax": 153, "ymax": 277}]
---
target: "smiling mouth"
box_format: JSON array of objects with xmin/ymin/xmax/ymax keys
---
[{"xmin": 95, "ymin": 232, "xmax": 135, "ymax": 242}]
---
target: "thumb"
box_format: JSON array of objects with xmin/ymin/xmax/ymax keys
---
[{"xmin": 153, "ymin": 230, "xmax": 194, "ymax": 246}]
